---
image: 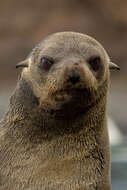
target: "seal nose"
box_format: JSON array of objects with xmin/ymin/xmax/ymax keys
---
[{"xmin": 68, "ymin": 70, "xmax": 80, "ymax": 85}]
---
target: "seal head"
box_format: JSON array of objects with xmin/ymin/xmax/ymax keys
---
[{"xmin": 16, "ymin": 32, "xmax": 119, "ymax": 119}]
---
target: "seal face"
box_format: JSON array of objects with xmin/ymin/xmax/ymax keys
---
[{"xmin": 21, "ymin": 32, "xmax": 110, "ymax": 118}]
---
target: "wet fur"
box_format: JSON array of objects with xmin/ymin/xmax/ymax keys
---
[{"xmin": 0, "ymin": 32, "xmax": 111, "ymax": 190}]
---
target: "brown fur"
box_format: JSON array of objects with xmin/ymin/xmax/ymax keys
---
[{"xmin": 0, "ymin": 32, "xmax": 112, "ymax": 190}]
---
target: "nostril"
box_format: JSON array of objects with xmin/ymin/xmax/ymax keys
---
[{"xmin": 68, "ymin": 70, "xmax": 80, "ymax": 85}]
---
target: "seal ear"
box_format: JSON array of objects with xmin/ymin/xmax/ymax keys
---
[
  {"xmin": 109, "ymin": 62, "xmax": 120, "ymax": 70},
  {"xmin": 16, "ymin": 60, "xmax": 29, "ymax": 69}
]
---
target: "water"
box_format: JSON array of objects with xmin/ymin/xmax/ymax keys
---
[
  {"xmin": 112, "ymin": 162, "xmax": 127, "ymax": 190},
  {"xmin": 111, "ymin": 145, "xmax": 127, "ymax": 190}
]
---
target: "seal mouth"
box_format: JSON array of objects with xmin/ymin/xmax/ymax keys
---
[
  {"xmin": 50, "ymin": 86, "xmax": 105, "ymax": 120},
  {"xmin": 55, "ymin": 86, "xmax": 91, "ymax": 96},
  {"xmin": 53, "ymin": 86, "xmax": 92, "ymax": 107}
]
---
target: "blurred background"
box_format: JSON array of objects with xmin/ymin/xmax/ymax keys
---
[{"xmin": 0, "ymin": 0, "xmax": 127, "ymax": 189}]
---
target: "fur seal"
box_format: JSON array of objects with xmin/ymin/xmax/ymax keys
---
[{"xmin": 0, "ymin": 32, "xmax": 119, "ymax": 190}]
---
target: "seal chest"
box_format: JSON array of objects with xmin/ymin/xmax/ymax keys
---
[{"xmin": 0, "ymin": 32, "xmax": 119, "ymax": 190}]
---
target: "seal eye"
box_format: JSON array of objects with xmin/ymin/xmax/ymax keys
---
[
  {"xmin": 88, "ymin": 56, "xmax": 101, "ymax": 72},
  {"xmin": 39, "ymin": 56, "xmax": 54, "ymax": 70}
]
